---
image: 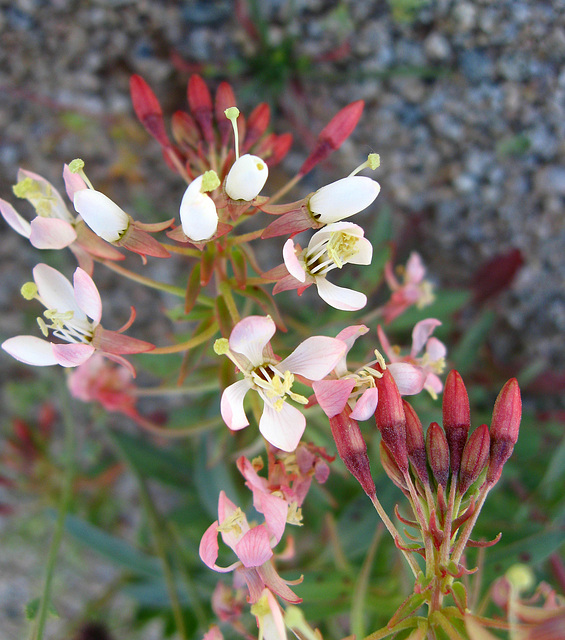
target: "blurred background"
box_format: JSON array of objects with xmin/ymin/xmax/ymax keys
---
[{"xmin": 0, "ymin": 1, "xmax": 564, "ymax": 638}]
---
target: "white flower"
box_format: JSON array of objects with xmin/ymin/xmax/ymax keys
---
[
  {"xmin": 225, "ymin": 154, "xmax": 268, "ymax": 201},
  {"xmin": 74, "ymin": 189, "xmax": 130, "ymax": 242},
  {"xmin": 179, "ymin": 175, "xmax": 218, "ymax": 241},
  {"xmin": 308, "ymin": 176, "xmax": 380, "ymax": 224}
]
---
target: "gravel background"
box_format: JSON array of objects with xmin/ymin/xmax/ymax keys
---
[{"xmin": 1, "ymin": 0, "xmax": 564, "ymax": 638}]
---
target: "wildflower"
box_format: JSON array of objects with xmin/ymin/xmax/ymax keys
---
[
  {"xmin": 215, "ymin": 315, "xmax": 346, "ymax": 452},
  {"xmin": 378, "ymin": 318, "xmax": 446, "ymax": 398},
  {"xmin": 179, "ymin": 173, "xmax": 219, "ymax": 241},
  {"xmin": 382, "ymin": 252, "xmax": 435, "ymax": 323},
  {"xmin": 273, "ymin": 222, "xmax": 373, "ymax": 311},
  {"xmin": 1, "ymin": 264, "xmax": 153, "ymax": 373}
]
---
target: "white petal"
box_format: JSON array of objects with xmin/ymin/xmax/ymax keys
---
[
  {"xmin": 73, "ymin": 268, "xmax": 102, "ymax": 323},
  {"xmin": 387, "ymin": 363, "xmax": 426, "ymax": 395},
  {"xmin": 74, "ymin": 189, "xmax": 129, "ymax": 243},
  {"xmin": 29, "ymin": 217, "xmax": 76, "ymax": 249},
  {"xmin": 347, "ymin": 236, "xmax": 373, "ymax": 266},
  {"xmin": 0, "ymin": 199, "xmax": 31, "ymax": 237},
  {"xmin": 307, "ymin": 221, "xmax": 363, "ymax": 250},
  {"xmin": 179, "ymin": 176, "xmax": 218, "ymax": 241},
  {"xmin": 280, "ymin": 336, "xmax": 346, "ymax": 380},
  {"xmin": 229, "ymin": 315, "xmax": 276, "ymax": 367},
  {"xmin": 63, "ymin": 164, "xmax": 88, "ymax": 201},
  {"xmin": 225, "ymin": 154, "xmax": 268, "ymax": 201},
  {"xmin": 33, "ymin": 263, "xmax": 87, "ymax": 323},
  {"xmin": 282, "ymin": 239, "xmax": 306, "ymax": 282},
  {"xmin": 315, "ymin": 278, "xmax": 367, "ymax": 311},
  {"xmin": 220, "ymin": 379, "xmax": 252, "ymax": 430},
  {"xmin": 259, "ymin": 402, "xmax": 305, "ymax": 452},
  {"xmin": 2, "ymin": 336, "xmax": 58, "ymax": 366},
  {"xmin": 309, "ymin": 176, "xmax": 380, "ymax": 224}
]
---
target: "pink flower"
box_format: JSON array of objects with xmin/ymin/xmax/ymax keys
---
[
  {"xmin": 382, "ymin": 252, "xmax": 435, "ymax": 323},
  {"xmin": 312, "ymin": 325, "xmax": 381, "ymax": 420},
  {"xmin": 199, "ymin": 491, "xmax": 301, "ymax": 605},
  {"xmin": 215, "ymin": 316, "xmax": 346, "ymax": 452},
  {"xmin": 378, "ymin": 318, "xmax": 447, "ymax": 399},
  {"xmin": 2, "ymin": 264, "xmax": 154, "ymax": 374},
  {"xmin": 273, "ymin": 222, "xmax": 373, "ymax": 311}
]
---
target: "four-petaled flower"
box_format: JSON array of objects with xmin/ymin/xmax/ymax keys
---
[
  {"xmin": 382, "ymin": 252, "xmax": 435, "ymax": 323},
  {"xmin": 215, "ymin": 315, "xmax": 346, "ymax": 451}
]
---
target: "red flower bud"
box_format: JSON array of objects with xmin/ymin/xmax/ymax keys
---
[
  {"xmin": 459, "ymin": 424, "xmax": 490, "ymax": 495},
  {"xmin": 426, "ymin": 422, "xmax": 450, "ymax": 488},
  {"xmin": 329, "ymin": 407, "xmax": 375, "ymax": 498},
  {"xmin": 374, "ymin": 370, "xmax": 408, "ymax": 473},
  {"xmin": 442, "ymin": 370, "xmax": 471, "ymax": 475},
  {"xmin": 214, "ymin": 81, "xmax": 237, "ymax": 147},
  {"xmin": 380, "ymin": 442, "xmax": 408, "ymax": 491},
  {"xmin": 403, "ymin": 400, "xmax": 429, "ymax": 485},
  {"xmin": 243, "ymin": 103, "xmax": 270, "ymax": 153},
  {"xmin": 487, "ymin": 378, "xmax": 522, "ymax": 485},
  {"xmin": 187, "ymin": 75, "xmax": 214, "ymax": 144},
  {"xmin": 129, "ymin": 75, "xmax": 171, "ymax": 148}
]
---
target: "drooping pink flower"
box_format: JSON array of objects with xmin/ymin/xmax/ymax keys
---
[
  {"xmin": 199, "ymin": 490, "xmax": 301, "ymax": 606},
  {"xmin": 2, "ymin": 264, "xmax": 154, "ymax": 374},
  {"xmin": 378, "ymin": 318, "xmax": 447, "ymax": 398},
  {"xmin": 382, "ymin": 252, "xmax": 435, "ymax": 323},
  {"xmin": 215, "ymin": 315, "xmax": 346, "ymax": 452}
]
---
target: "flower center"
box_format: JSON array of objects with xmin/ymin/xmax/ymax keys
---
[
  {"xmin": 38, "ymin": 308, "xmax": 95, "ymax": 345},
  {"xmin": 304, "ymin": 230, "xmax": 360, "ymax": 276},
  {"xmin": 250, "ymin": 365, "xmax": 308, "ymax": 412}
]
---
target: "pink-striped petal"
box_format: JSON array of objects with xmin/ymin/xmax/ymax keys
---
[
  {"xmin": 312, "ymin": 378, "xmax": 356, "ymax": 418},
  {"xmin": 52, "ymin": 342, "xmax": 95, "ymax": 367},
  {"xmin": 280, "ymin": 336, "xmax": 346, "ymax": 380},
  {"xmin": 259, "ymin": 402, "xmax": 306, "ymax": 452},
  {"xmin": 220, "ymin": 379, "xmax": 251, "ymax": 431},
  {"xmin": 258, "ymin": 492, "xmax": 288, "ymax": 546},
  {"xmin": 257, "ymin": 562, "xmax": 302, "ymax": 604},
  {"xmin": 0, "ymin": 199, "xmax": 31, "ymax": 237},
  {"xmin": 73, "ymin": 267, "xmax": 102, "ymax": 323},
  {"xmin": 199, "ymin": 520, "xmax": 220, "ymax": 569},
  {"xmin": 387, "ymin": 363, "xmax": 426, "ymax": 396},
  {"xmin": 282, "ymin": 239, "xmax": 306, "ymax": 282},
  {"xmin": 2, "ymin": 336, "xmax": 58, "ymax": 366},
  {"xmin": 29, "ymin": 217, "xmax": 76, "ymax": 249},
  {"xmin": 411, "ymin": 318, "xmax": 441, "ymax": 356},
  {"xmin": 315, "ymin": 278, "xmax": 367, "ymax": 311},
  {"xmin": 350, "ymin": 387, "xmax": 379, "ymax": 421},
  {"xmin": 229, "ymin": 315, "xmax": 276, "ymax": 367},
  {"xmin": 235, "ymin": 526, "xmax": 273, "ymax": 568}
]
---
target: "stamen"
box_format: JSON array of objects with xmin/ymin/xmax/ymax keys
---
[
  {"xmin": 217, "ymin": 507, "xmax": 246, "ymax": 537},
  {"xmin": 348, "ymin": 152, "xmax": 381, "ymax": 177},
  {"xmin": 224, "ymin": 107, "xmax": 240, "ymax": 160}
]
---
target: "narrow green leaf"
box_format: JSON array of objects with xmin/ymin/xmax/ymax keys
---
[{"xmin": 25, "ymin": 597, "xmax": 59, "ymax": 621}]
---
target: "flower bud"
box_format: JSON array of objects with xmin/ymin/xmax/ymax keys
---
[
  {"xmin": 74, "ymin": 189, "xmax": 129, "ymax": 243},
  {"xmin": 426, "ymin": 422, "xmax": 450, "ymax": 488},
  {"xmin": 308, "ymin": 176, "xmax": 380, "ymax": 225},
  {"xmin": 380, "ymin": 441, "xmax": 408, "ymax": 491},
  {"xmin": 374, "ymin": 369, "xmax": 408, "ymax": 473},
  {"xmin": 458, "ymin": 424, "xmax": 490, "ymax": 495},
  {"xmin": 329, "ymin": 407, "xmax": 375, "ymax": 498},
  {"xmin": 224, "ymin": 154, "xmax": 268, "ymax": 201},
  {"xmin": 403, "ymin": 400, "xmax": 429, "ymax": 485},
  {"xmin": 487, "ymin": 378, "xmax": 522, "ymax": 485},
  {"xmin": 442, "ymin": 370, "xmax": 471, "ymax": 475},
  {"xmin": 179, "ymin": 175, "xmax": 218, "ymax": 241}
]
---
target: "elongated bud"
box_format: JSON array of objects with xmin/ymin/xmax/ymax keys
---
[
  {"xmin": 225, "ymin": 154, "xmax": 268, "ymax": 201},
  {"xmin": 459, "ymin": 424, "xmax": 490, "ymax": 495},
  {"xmin": 426, "ymin": 422, "xmax": 450, "ymax": 488},
  {"xmin": 487, "ymin": 378, "xmax": 522, "ymax": 485},
  {"xmin": 180, "ymin": 175, "xmax": 218, "ymax": 241},
  {"xmin": 308, "ymin": 176, "xmax": 380, "ymax": 225},
  {"xmin": 380, "ymin": 442, "xmax": 408, "ymax": 491},
  {"xmin": 329, "ymin": 406, "xmax": 375, "ymax": 499},
  {"xmin": 403, "ymin": 400, "xmax": 429, "ymax": 485},
  {"xmin": 374, "ymin": 369, "xmax": 408, "ymax": 473},
  {"xmin": 74, "ymin": 189, "xmax": 129, "ymax": 243},
  {"xmin": 442, "ymin": 370, "xmax": 471, "ymax": 475}
]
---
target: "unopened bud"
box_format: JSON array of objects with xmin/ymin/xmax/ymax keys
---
[
  {"xmin": 374, "ymin": 369, "xmax": 408, "ymax": 473},
  {"xmin": 380, "ymin": 441, "xmax": 408, "ymax": 491},
  {"xmin": 329, "ymin": 407, "xmax": 375, "ymax": 498},
  {"xmin": 224, "ymin": 154, "xmax": 268, "ymax": 201},
  {"xmin": 487, "ymin": 378, "xmax": 522, "ymax": 485},
  {"xmin": 426, "ymin": 422, "xmax": 450, "ymax": 488},
  {"xmin": 458, "ymin": 424, "xmax": 490, "ymax": 495},
  {"xmin": 403, "ymin": 400, "xmax": 429, "ymax": 485},
  {"xmin": 442, "ymin": 370, "xmax": 471, "ymax": 474}
]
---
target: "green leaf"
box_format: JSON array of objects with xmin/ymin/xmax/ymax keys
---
[
  {"xmin": 450, "ymin": 310, "xmax": 496, "ymax": 374},
  {"xmin": 25, "ymin": 597, "xmax": 59, "ymax": 620}
]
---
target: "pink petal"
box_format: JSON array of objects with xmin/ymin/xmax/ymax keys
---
[
  {"xmin": 387, "ymin": 363, "xmax": 426, "ymax": 396},
  {"xmin": 426, "ymin": 336, "xmax": 447, "ymax": 361},
  {"xmin": 73, "ymin": 267, "xmax": 102, "ymax": 323},
  {"xmin": 29, "ymin": 217, "xmax": 77, "ymax": 249},
  {"xmin": 52, "ymin": 342, "xmax": 95, "ymax": 367},
  {"xmin": 257, "ymin": 562, "xmax": 302, "ymax": 604},
  {"xmin": 259, "ymin": 403, "xmax": 306, "ymax": 452},
  {"xmin": 203, "ymin": 626, "xmax": 224, "ymax": 640},
  {"xmin": 229, "ymin": 315, "xmax": 276, "ymax": 367},
  {"xmin": 1, "ymin": 336, "xmax": 58, "ymax": 366},
  {"xmin": 280, "ymin": 336, "xmax": 346, "ymax": 380},
  {"xmin": 0, "ymin": 199, "xmax": 31, "ymax": 237},
  {"xmin": 257, "ymin": 492, "xmax": 288, "ymax": 546},
  {"xmin": 334, "ymin": 324, "xmax": 369, "ymax": 376},
  {"xmin": 312, "ymin": 379, "xmax": 356, "ymax": 418},
  {"xmin": 350, "ymin": 387, "xmax": 379, "ymax": 420},
  {"xmin": 199, "ymin": 520, "xmax": 220, "ymax": 569},
  {"xmin": 260, "ymin": 589, "xmax": 287, "ymax": 640},
  {"xmin": 63, "ymin": 164, "xmax": 88, "ymax": 201},
  {"xmin": 377, "ymin": 325, "xmax": 397, "ymax": 362},
  {"xmin": 282, "ymin": 239, "xmax": 306, "ymax": 282},
  {"xmin": 220, "ymin": 379, "xmax": 251, "ymax": 431},
  {"xmin": 235, "ymin": 526, "xmax": 273, "ymax": 568},
  {"xmin": 18, "ymin": 169, "xmax": 73, "ymax": 222},
  {"xmin": 405, "ymin": 252, "xmax": 426, "ymax": 283},
  {"xmin": 424, "ymin": 373, "xmax": 444, "ymax": 396},
  {"xmin": 315, "ymin": 278, "xmax": 367, "ymax": 311},
  {"xmin": 411, "ymin": 318, "xmax": 441, "ymax": 356}
]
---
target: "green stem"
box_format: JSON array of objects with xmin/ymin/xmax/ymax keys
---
[
  {"xmin": 31, "ymin": 376, "xmax": 76, "ymax": 640},
  {"xmin": 149, "ymin": 322, "xmax": 219, "ymax": 354},
  {"xmin": 451, "ymin": 484, "xmax": 491, "ymax": 565}
]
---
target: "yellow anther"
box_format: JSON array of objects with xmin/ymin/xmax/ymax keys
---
[
  {"xmin": 374, "ymin": 348, "xmax": 386, "ymax": 370},
  {"xmin": 201, "ymin": 170, "xmax": 220, "ymax": 193},
  {"xmin": 68, "ymin": 158, "xmax": 85, "ymax": 173},
  {"xmin": 21, "ymin": 282, "xmax": 38, "ymax": 300},
  {"xmin": 327, "ymin": 231, "xmax": 359, "ymax": 268},
  {"xmin": 368, "ymin": 153, "xmax": 380, "ymax": 170},
  {"xmin": 287, "ymin": 501, "xmax": 304, "ymax": 526},
  {"xmin": 214, "ymin": 338, "xmax": 230, "ymax": 355},
  {"xmin": 13, "ymin": 177, "xmax": 41, "ymax": 199},
  {"xmin": 37, "ymin": 317, "xmax": 49, "ymax": 337},
  {"xmin": 250, "ymin": 592, "xmax": 270, "ymax": 618},
  {"xmin": 216, "ymin": 507, "xmax": 246, "ymax": 537},
  {"xmin": 416, "ymin": 280, "xmax": 435, "ymax": 308},
  {"xmin": 506, "ymin": 563, "xmax": 535, "ymax": 594},
  {"xmin": 289, "ymin": 390, "xmax": 308, "ymax": 405},
  {"xmin": 274, "ymin": 398, "xmax": 285, "ymax": 412}
]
